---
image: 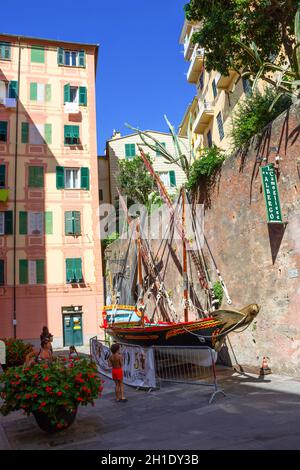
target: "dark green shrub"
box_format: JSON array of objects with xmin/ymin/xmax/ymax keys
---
[
  {"xmin": 0, "ymin": 338, "xmax": 34, "ymax": 367},
  {"xmin": 231, "ymin": 87, "xmax": 292, "ymax": 150},
  {"xmin": 186, "ymin": 145, "xmax": 226, "ymax": 192},
  {"xmin": 213, "ymin": 281, "xmax": 224, "ymax": 306}
]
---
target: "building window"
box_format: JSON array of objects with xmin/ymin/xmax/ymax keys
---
[
  {"xmin": 242, "ymin": 77, "xmax": 252, "ymax": 96},
  {"xmin": 66, "ymin": 258, "xmax": 83, "ymax": 283},
  {"xmin": 199, "ymin": 71, "xmax": 204, "ymax": 90},
  {"xmin": 0, "ymin": 121, "xmax": 8, "ymax": 142},
  {"xmin": 125, "ymin": 143, "xmax": 136, "ymax": 159},
  {"xmin": 56, "ymin": 166, "xmax": 89, "ymax": 190},
  {"xmin": 28, "ymin": 212, "xmax": 44, "ymax": 235},
  {"xmin": 0, "ymin": 165, "xmax": 6, "ymax": 188},
  {"xmin": 64, "ymin": 125, "xmax": 80, "ymax": 145},
  {"xmin": 0, "ymin": 211, "xmax": 13, "ymax": 235},
  {"xmin": 65, "ymin": 211, "xmax": 81, "ymax": 236},
  {"xmin": 0, "ymin": 260, "xmax": 4, "ymax": 285},
  {"xmin": 156, "ymin": 142, "xmax": 166, "ymax": 157},
  {"xmin": 31, "ymin": 46, "xmax": 45, "ymax": 64},
  {"xmin": 64, "ymin": 84, "xmax": 87, "ymax": 106},
  {"xmin": 212, "ymin": 79, "xmax": 217, "ymax": 99},
  {"xmin": 216, "ymin": 112, "xmax": 224, "ymax": 141},
  {"xmin": 58, "ymin": 48, "xmax": 86, "ymax": 68},
  {"xmin": 30, "ymin": 83, "xmax": 51, "ymax": 102},
  {"xmin": 0, "ymin": 42, "xmax": 11, "ymax": 60},
  {"xmin": 28, "ymin": 166, "xmax": 44, "ymax": 188},
  {"xmin": 99, "ymin": 189, "xmax": 103, "ymax": 201},
  {"xmin": 207, "ymin": 130, "xmax": 212, "ymax": 148},
  {"xmin": 29, "ymin": 123, "xmax": 52, "ymax": 145},
  {"xmin": 19, "ymin": 211, "xmax": 52, "ymax": 235},
  {"xmin": 0, "ymin": 81, "xmax": 18, "ymax": 102},
  {"xmin": 65, "ymin": 168, "xmax": 80, "ymax": 189},
  {"xmin": 19, "ymin": 259, "xmax": 45, "ymax": 285},
  {"xmin": 158, "ymin": 171, "xmax": 176, "ymax": 188}
]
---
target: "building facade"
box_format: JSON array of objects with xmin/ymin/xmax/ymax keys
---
[
  {"xmin": 0, "ymin": 34, "xmax": 103, "ymax": 347},
  {"xmin": 107, "ymin": 131, "xmax": 188, "ymax": 203},
  {"xmin": 179, "ymin": 20, "xmax": 253, "ymax": 156},
  {"xmin": 98, "ymin": 155, "xmax": 111, "ymax": 205}
]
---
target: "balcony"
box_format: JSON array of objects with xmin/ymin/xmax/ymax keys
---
[
  {"xmin": 215, "ymin": 70, "xmax": 238, "ymax": 90},
  {"xmin": 187, "ymin": 47, "xmax": 205, "ymax": 84},
  {"xmin": 192, "ymin": 100, "xmax": 214, "ymax": 134},
  {"xmin": 183, "ymin": 26, "xmax": 201, "ymax": 60}
]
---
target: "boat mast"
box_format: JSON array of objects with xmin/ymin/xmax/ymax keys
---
[
  {"xmin": 136, "ymin": 221, "xmax": 145, "ymax": 324},
  {"xmin": 181, "ymin": 188, "xmax": 189, "ymax": 322}
]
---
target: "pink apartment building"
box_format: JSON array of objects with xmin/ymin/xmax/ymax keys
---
[{"xmin": 0, "ymin": 34, "xmax": 103, "ymax": 347}]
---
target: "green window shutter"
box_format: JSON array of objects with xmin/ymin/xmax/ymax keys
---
[
  {"xmin": 8, "ymin": 81, "xmax": 18, "ymax": 98},
  {"xmin": 44, "ymin": 124, "xmax": 52, "ymax": 144},
  {"xmin": 80, "ymin": 167, "xmax": 90, "ymax": 190},
  {"xmin": 73, "ymin": 125, "xmax": 79, "ymax": 139},
  {"xmin": 74, "ymin": 211, "xmax": 81, "ymax": 235},
  {"xmin": 30, "ymin": 82, "xmax": 37, "ymax": 101},
  {"xmin": 0, "ymin": 165, "xmax": 6, "ymax": 187},
  {"xmin": 45, "ymin": 212, "xmax": 53, "ymax": 235},
  {"xmin": 64, "ymin": 83, "xmax": 70, "ymax": 103},
  {"xmin": 64, "ymin": 125, "xmax": 71, "ymax": 144},
  {"xmin": 0, "ymin": 260, "xmax": 4, "ymax": 285},
  {"xmin": 31, "ymin": 46, "xmax": 45, "ymax": 63},
  {"xmin": 21, "ymin": 122, "xmax": 29, "ymax": 143},
  {"xmin": 156, "ymin": 142, "xmax": 166, "ymax": 156},
  {"xmin": 169, "ymin": 170, "xmax": 176, "ymax": 187},
  {"xmin": 66, "ymin": 258, "xmax": 73, "ymax": 283},
  {"xmin": 58, "ymin": 47, "xmax": 64, "ymax": 65},
  {"xmin": 28, "ymin": 166, "xmax": 43, "ymax": 188},
  {"xmin": 56, "ymin": 166, "xmax": 65, "ymax": 189},
  {"xmin": 65, "ymin": 211, "xmax": 73, "ymax": 235},
  {"xmin": 0, "ymin": 42, "xmax": 11, "ymax": 60},
  {"xmin": 78, "ymin": 51, "xmax": 86, "ymax": 67},
  {"xmin": 4, "ymin": 211, "xmax": 13, "ymax": 234},
  {"xmin": 28, "ymin": 166, "xmax": 35, "ymax": 187},
  {"xmin": 45, "ymin": 84, "xmax": 51, "ymax": 102},
  {"xmin": 19, "ymin": 260, "xmax": 28, "ymax": 284},
  {"xmin": 0, "ymin": 122, "xmax": 8, "ymax": 141},
  {"xmin": 36, "ymin": 260, "xmax": 45, "ymax": 284},
  {"xmin": 74, "ymin": 258, "xmax": 83, "ymax": 282},
  {"xmin": 125, "ymin": 143, "xmax": 135, "ymax": 159},
  {"xmin": 79, "ymin": 86, "xmax": 87, "ymax": 106},
  {"xmin": 19, "ymin": 212, "xmax": 28, "ymax": 235}
]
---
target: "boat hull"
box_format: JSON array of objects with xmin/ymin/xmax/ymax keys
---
[{"xmin": 104, "ymin": 304, "xmax": 260, "ymax": 350}]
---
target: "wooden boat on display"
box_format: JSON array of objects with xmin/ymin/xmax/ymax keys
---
[
  {"xmin": 102, "ymin": 304, "xmax": 260, "ymax": 350},
  {"xmin": 102, "ymin": 149, "xmax": 260, "ymax": 352}
]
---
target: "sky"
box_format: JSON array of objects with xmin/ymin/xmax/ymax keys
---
[{"xmin": 2, "ymin": 0, "xmax": 195, "ymax": 154}]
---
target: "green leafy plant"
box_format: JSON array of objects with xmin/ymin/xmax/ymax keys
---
[
  {"xmin": 213, "ymin": 281, "xmax": 224, "ymax": 306},
  {"xmin": 231, "ymin": 87, "xmax": 292, "ymax": 150},
  {"xmin": 186, "ymin": 146, "xmax": 225, "ymax": 191},
  {"xmin": 102, "ymin": 231, "xmax": 119, "ymax": 250},
  {"xmin": 0, "ymin": 358, "xmax": 103, "ymax": 430},
  {"xmin": 0, "ymin": 338, "xmax": 34, "ymax": 367}
]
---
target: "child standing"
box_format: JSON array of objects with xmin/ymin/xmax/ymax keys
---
[{"xmin": 108, "ymin": 343, "xmax": 127, "ymax": 402}]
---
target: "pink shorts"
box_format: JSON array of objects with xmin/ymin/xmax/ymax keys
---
[{"xmin": 112, "ymin": 368, "xmax": 123, "ymax": 381}]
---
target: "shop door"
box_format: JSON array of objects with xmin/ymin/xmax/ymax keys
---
[{"xmin": 63, "ymin": 313, "xmax": 83, "ymax": 346}]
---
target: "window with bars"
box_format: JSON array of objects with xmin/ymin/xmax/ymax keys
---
[{"xmin": 216, "ymin": 112, "xmax": 224, "ymax": 141}]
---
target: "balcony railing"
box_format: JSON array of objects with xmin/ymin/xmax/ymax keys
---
[
  {"xmin": 183, "ymin": 26, "xmax": 201, "ymax": 60},
  {"xmin": 187, "ymin": 47, "xmax": 205, "ymax": 84},
  {"xmin": 192, "ymin": 100, "xmax": 214, "ymax": 134}
]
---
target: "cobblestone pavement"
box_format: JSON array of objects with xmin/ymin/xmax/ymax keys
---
[{"xmin": 1, "ymin": 365, "xmax": 300, "ymax": 450}]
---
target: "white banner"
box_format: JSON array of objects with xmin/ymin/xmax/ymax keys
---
[{"xmin": 91, "ymin": 339, "xmax": 156, "ymax": 389}]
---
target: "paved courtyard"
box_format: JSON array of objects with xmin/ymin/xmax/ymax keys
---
[{"xmin": 1, "ymin": 364, "xmax": 300, "ymax": 450}]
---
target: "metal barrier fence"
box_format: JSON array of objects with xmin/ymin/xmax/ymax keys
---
[{"xmin": 153, "ymin": 345, "xmax": 225, "ymax": 404}]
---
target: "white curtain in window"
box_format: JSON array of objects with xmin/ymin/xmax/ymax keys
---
[
  {"xmin": 28, "ymin": 260, "xmax": 37, "ymax": 285},
  {"xmin": 0, "ymin": 81, "xmax": 6, "ymax": 101},
  {"xmin": 30, "ymin": 124, "xmax": 44, "ymax": 145},
  {"xmin": 29, "ymin": 212, "xmax": 43, "ymax": 235},
  {"xmin": 0, "ymin": 212, "xmax": 4, "ymax": 235},
  {"xmin": 37, "ymin": 84, "xmax": 45, "ymax": 102},
  {"xmin": 65, "ymin": 169, "xmax": 79, "ymax": 189}
]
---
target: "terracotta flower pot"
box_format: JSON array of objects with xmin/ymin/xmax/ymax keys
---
[{"xmin": 33, "ymin": 406, "xmax": 78, "ymax": 433}]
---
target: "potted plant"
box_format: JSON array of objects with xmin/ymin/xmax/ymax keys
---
[
  {"xmin": 0, "ymin": 338, "xmax": 34, "ymax": 368},
  {"xmin": 0, "ymin": 357, "xmax": 103, "ymax": 433}
]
